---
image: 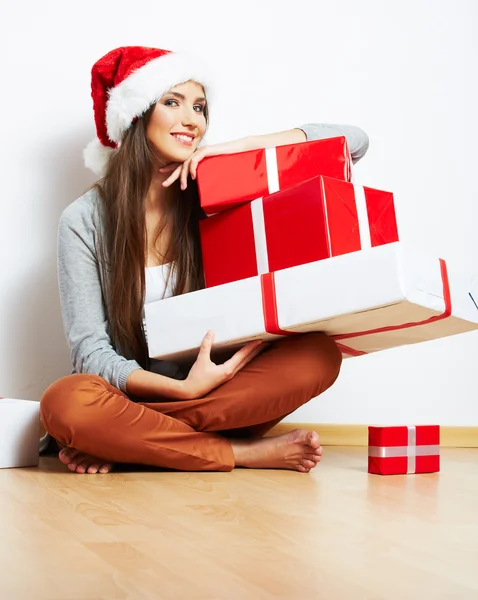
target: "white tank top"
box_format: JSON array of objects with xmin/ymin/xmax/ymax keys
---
[
  {"xmin": 145, "ymin": 263, "xmax": 176, "ymax": 303},
  {"xmin": 143, "ymin": 263, "xmax": 177, "ymax": 339}
]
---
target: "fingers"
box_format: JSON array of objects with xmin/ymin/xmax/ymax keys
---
[
  {"xmin": 233, "ymin": 341, "xmax": 269, "ymax": 373},
  {"xmin": 162, "ymin": 165, "xmax": 182, "ymax": 187},
  {"xmin": 198, "ymin": 330, "xmax": 215, "ymax": 359},
  {"xmin": 160, "ymin": 146, "xmax": 208, "ymax": 190},
  {"xmin": 223, "ymin": 340, "xmax": 266, "ymax": 375},
  {"xmin": 190, "ymin": 147, "xmax": 207, "ymax": 180},
  {"xmin": 180, "ymin": 160, "xmax": 191, "ymax": 190}
]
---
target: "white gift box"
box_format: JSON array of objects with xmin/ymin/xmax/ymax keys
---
[
  {"xmin": 0, "ymin": 398, "xmax": 40, "ymax": 468},
  {"xmin": 144, "ymin": 243, "xmax": 478, "ymax": 362}
]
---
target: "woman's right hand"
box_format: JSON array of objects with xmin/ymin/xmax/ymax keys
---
[{"xmin": 179, "ymin": 331, "xmax": 268, "ymax": 400}]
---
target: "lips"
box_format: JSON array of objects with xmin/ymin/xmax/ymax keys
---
[{"xmin": 171, "ymin": 132, "xmax": 196, "ymax": 146}]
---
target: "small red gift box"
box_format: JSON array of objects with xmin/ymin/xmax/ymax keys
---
[
  {"xmin": 200, "ymin": 175, "xmax": 398, "ymax": 288},
  {"xmin": 368, "ymin": 425, "xmax": 440, "ymax": 475},
  {"xmin": 196, "ymin": 136, "xmax": 352, "ymax": 215}
]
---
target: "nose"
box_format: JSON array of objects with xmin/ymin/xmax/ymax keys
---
[{"xmin": 181, "ymin": 104, "xmax": 200, "ymax": 128}]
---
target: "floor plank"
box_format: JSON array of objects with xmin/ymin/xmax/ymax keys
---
[{"xmin": 0, "ymin": 448, "xmax": 476, "ymax": 599}]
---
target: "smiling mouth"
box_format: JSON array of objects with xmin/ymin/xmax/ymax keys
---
[{"xmin": 171, "ymin": 133, "xmax": 196, "ymax": 146}]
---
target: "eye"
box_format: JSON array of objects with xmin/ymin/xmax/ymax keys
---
[
  {"xmin": 194, "ymin": 104, "xmax": 206, "ymax": 113},
  {"xmin": 164, "ymin": 99, "xmax": 179, "ymax": 107}
]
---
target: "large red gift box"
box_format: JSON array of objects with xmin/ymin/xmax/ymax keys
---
[
  {"xmin": 200, "ymin": 175, "xmax": 399, "ymax": 288},
  {"xmin": 368, "ymin": 425, "xmax": 440, "ymax": 475},
  {"xmin": 196, "ymin": 136, "xmax": 352, "ymax": 215}
]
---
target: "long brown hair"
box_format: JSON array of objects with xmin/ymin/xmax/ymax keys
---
[{"xmin": 95, "ymin": 104, "xmax": 206, "ymax": 368}]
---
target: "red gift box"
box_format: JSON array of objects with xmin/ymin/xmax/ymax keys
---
[
  {"xmin": 196, "ymin": 136, "xmax": 352, "ymax": 215},
  {"xmin": 200, "ymin": 175, "xmax": 399, "ymax": 288},
  {"xmin": 368, "ymin": 425, "xmax": 440, "ymax": 475}
]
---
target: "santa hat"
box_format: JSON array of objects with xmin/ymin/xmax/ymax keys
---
[{"xmin": 83, "ymin": 46, "xmax": 213, "ymax": 176}]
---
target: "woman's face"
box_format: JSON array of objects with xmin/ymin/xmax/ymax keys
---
[{"xmin": 146, "ymin": 80, "xmax": 207, "ymax": 165}]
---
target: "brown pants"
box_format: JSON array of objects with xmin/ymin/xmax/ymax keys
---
[{"xmin": 40, "ymin": 333, "xmax": 342, "ymax": 472}]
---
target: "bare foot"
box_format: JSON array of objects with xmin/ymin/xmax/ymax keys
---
[
  {"xmin": 58, "ymin": 447, "xmax": 113, "ymax": 474},
  {"xmin": 230, "ymin": 429, "xmax": 323, "ymax": 472}
]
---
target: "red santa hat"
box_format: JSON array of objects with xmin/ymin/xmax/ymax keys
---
[{"xmin": 83, "ymin": 46, "xmax": 213, "ymax": 176}]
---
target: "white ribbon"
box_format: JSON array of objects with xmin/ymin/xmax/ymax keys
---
[
  {"xmin": 368, "ymin": 445, "xmax": 440, "ymax": 458},
  {"xmin": 249, "ymin": 150, "xmax": 369, "ymax": 273},
  {"xmin": 407, "ymin": 425, "xmax": 416, "ymax": 474},
  {"xmin": 251, "ymin": 197, "xmax": 269, "ymax": 275},
  {"xmin": 353, "ymin": 184, "xmax": 372, "ymax": 250},
  {"xmin": 265, "ymin": 147, "xmax": 280, "ymax": 194},
  {"xmin": 249, "ymin": 148, "xmax": 279, "ymax": 275}
]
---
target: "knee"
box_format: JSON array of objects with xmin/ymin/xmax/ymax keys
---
[
  {"xmin": 310, "ymin": 330, "xmax": 342, "ymax": 369},
  {"xmin": 40, "ymin": 374, "xmax": 108, "ymax": 439},
  {"xmin": 289, "ymin": 332, "xmax": 343, "ymax": 392},
  {"xmin": 309, "ymin": 332, "xmax": 342, "ymax": 370}
]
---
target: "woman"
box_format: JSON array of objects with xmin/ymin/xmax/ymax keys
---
[{"xmin": 40, "ymin": 46, "xmax": 369, "ymax": 475}]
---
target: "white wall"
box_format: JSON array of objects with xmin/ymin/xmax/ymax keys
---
[{"xmin": 1, "ymin": 0, "xmax": 477, "ymax": 425}]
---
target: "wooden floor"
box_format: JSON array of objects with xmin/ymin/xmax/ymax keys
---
[{"xmin": 0, "ymin": 448, "xmax": 477, "ymax": 600}]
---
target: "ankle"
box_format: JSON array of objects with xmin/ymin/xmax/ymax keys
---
[{"xmin": 230, "ymin": 439, "xmax": 254, "ymax": 467}]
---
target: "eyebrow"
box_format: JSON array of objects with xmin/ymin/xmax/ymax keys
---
[{"xmin": 165, "ymin": 91, "xmax": 207, "ymax": 103}]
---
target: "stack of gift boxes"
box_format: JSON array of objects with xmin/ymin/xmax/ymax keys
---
[
  {"xmin": 148, "ymin": 136, "xmax": 478, "ymax": 475},
  {"xmin": 146, "ymin": 136, "xmax": 478, "ymax": 361},
  {"xmin": 143, "ymin": 135, "xmax": 478, "ymax": 476}
]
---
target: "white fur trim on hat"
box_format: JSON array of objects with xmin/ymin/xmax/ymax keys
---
[
  {"xmin": 106, "ymin": 51, "xmax": 212, "ymax": 144},
  {"xmin": 83, "ymin": 138, "xmax": 117, "ymax": 177}
]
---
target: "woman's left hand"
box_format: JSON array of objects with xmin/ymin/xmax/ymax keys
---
[{"xmin": 160, "ymin": 139, "xmax": 250, "ymax": 190}]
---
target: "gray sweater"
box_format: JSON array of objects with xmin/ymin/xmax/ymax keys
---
[{"xmin": 57, "ymin": 124, "xmax": 369, "ymax": 392}]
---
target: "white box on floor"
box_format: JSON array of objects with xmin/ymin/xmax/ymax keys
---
[
  {"xmin": 144, "ymin": 243, "xmax": 478, "ymax": 362},
  {"xmin": 0, "ymin": 398, "xmax": 40, "ymax": 468}
]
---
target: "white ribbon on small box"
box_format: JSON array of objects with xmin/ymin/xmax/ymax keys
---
[
  {"xmin": 368, "ymin": 426, "xmax": 440, "ymax": 474},
  {"xmin": 251, "ymin": 148, "xmax": 368, "ymax": 275}
]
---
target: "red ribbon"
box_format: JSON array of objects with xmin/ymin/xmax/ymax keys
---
[
  {"xmin": 260, "ymin": 258, "xmax": 451, "ymax": 354},
  {"xmin": 334, "ymin": 343, "xmax": 367, "ymax": 357},
  {"xmin": 332, "ymin": 258, "xmax": 451, "ymax": 342},
  {"xmin": 260, "ymin": 272, "xmax": 295, "ymax": 336}
]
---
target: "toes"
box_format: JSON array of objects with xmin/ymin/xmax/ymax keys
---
[
  {"xmin": 300, "ymin": 458, "xmax": 317, "ymax": 470},
  {"xmin": 59, "ymin": 447, "xmax": 79, "ymax": 465},
  {"xmin": 305, "ymin": 431, "xmax": 321, "ymax": 450},
  {"xmin": 68, "ymin": 453, "xmax": 88, "ymax": 472},
  {"xmin": 67, "ymin": 457, "xmax": 85, "ymax": 470},
  {"xmin": 297, "ymin": 464, "xmax": 310, "ymax": 473},
  {"xmin": 59, "ymin": 449, "xmax": 112, "ymax": 475},
  {"xmin": 86, "ymin": 462, "xmax": 112, "ymax": 474},
  {"xmin": 74, "ymin": 458, "xmax": 93, "ymax": 474},
  {"xmin": 304, "ymin": 452, "xmax": 322, "ymax": 464}
]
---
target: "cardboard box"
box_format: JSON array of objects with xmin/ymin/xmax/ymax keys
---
[
  {"xmin": 0, "ymin": 398, "xmax": 40, "ymax": 468},
  {"xmin": 145, "ymin": 243, "xmax": 478, "ymax": 362}
]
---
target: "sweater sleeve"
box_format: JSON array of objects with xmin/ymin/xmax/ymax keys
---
[
  {"xmin": 297, "ymin": 123, "xmax": 369, "ymax": 164},
  {"xmin": 57, "ymin": 195, "xmax": 142, "ymax": 392}
]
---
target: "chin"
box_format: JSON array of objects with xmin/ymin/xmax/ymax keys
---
[
  {"xmin": 175, "ymin": 147, "xmax": 197, "ymax": 161},
  {"xmin": 164, "ymin": 143, "xmax": 198, "ymax": 163}
]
